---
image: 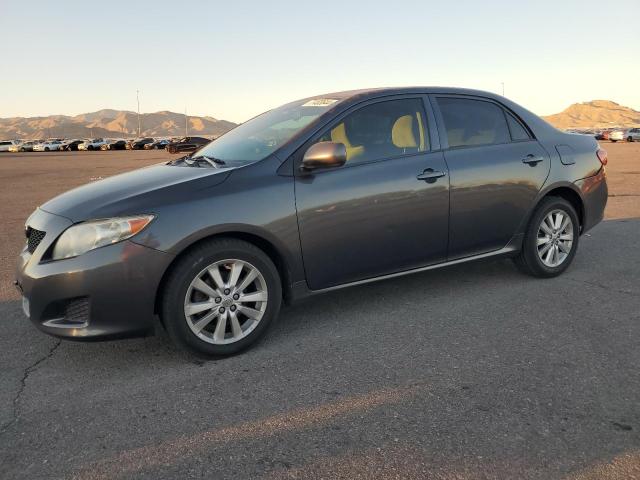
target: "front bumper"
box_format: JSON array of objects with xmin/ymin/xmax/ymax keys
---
[{"xmin": 15, "ymin": 208, "xmax": 174, "ymax": 340}]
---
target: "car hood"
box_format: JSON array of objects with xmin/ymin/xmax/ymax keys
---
[{"xmin": 40, "ymin": 162, "xmax": 235, "ymax": 222}]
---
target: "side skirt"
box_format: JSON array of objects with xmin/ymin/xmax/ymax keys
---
[{"xmin": 288, "ymin": 236, "xmax": 523, "ymax": 303}]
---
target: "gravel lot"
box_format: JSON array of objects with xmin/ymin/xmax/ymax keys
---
[{"xmin": 0, "ymin": 144, "xmax": 639, "ymax": 479}]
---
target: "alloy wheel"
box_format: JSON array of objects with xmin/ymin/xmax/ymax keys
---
[
  {"xmin": 184, "ymin": 259, "xmax": 268, "ymax": 345},
  {"xmin": 537, "ymin": 209, "xmax": 574, "ymax": 267}
]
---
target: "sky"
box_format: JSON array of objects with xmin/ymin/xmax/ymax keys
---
[{"xmin": 1, "ymin": 0, "xmax": 639, "ymax": 123}]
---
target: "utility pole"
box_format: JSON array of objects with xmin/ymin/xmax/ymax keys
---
[
  {"xmin": 185, "ymin": 107, "xmax": 188, "ymax": 137},
  {"xmin": 136, "ymin": 89, "xmax": 141, "ymax": 138}
]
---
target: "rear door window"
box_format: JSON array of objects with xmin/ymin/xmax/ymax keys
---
[
  {"xmin": 437, "ymin": 97, "xmax": 510, "ymax": 148},
  {"xmin": 506, "ymin": 112, "xmax": 531, "ymax": 141}
]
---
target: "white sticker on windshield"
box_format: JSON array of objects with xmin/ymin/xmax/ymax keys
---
[{"xmin": 302, "ymin": 98, "xmax": 338, "ymax": 107}]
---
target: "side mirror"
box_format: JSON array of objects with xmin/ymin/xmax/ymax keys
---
[{"xmin": 301, "ymin": 142, "xmax": 347, "ymax": 170}]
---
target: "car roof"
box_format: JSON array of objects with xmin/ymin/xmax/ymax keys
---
[{"xmin": 301, "ymin": 86, "xmax": 507, "ymax": 104}]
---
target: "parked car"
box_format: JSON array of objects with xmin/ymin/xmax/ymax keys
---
[
  {"xmin": 59, "ymin": 139, "xmax": 85, "ymax": 151},
  {"xmin": 15, "ymin": 87, "xmax": 609, "ymax": 358},
  {"xmin": 15, "ymin": 141, "xmax": 37, "ymax": 152},
  {"xmin": 127, "ymin": 137, "xmax": 155, "ymax": 150},
  {"xmin": 608, "ymin": 130, "xmax": 624, "ymax": 142},
  {"xmin": 100, "ymin": 139, "xmax": 127, "ymax": 150},
  {"xmin": 0, "ymin": 140, "xmax": 20, "ymax": 152},
  {"xmin": 595, "ymin": 130, "xmax": 609, "ymax": 141},
  {"xmin": 78, "ymin": 138, "xmax": 108, "ymax": 151},
  {"xmin": 166, "ymin": 136, "xmax": 210, "ymax": 154},
  {"xmin": 33, "ymin": 140, "xmax": 63, "ymax": 152},
  {"xmin": 144, "ymin": 139, "xmax": 170, "ymax": 150},
  {"xmin": 8, "ymin": 142, "xmax": 24, "ymax": 152},
  {"xmin": 625, "ymin": 128, "xmax": 640, "ymax": 142}
]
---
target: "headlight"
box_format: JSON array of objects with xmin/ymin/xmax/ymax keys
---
[{"xmin": 51, "ymin": 215, "xmax": 154, "ymax": 260}]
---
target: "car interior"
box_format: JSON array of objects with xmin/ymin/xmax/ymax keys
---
[{"xmin": 320, "ymin": 99, "xmax": 428, "ymax": 164}]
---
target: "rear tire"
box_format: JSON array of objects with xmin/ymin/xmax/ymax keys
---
[
  {"xmin": 513, "ymin": 196, "xmax": 579, "ymax": 278},
  {"xmin": 161, "ymin": 238, "xmax": 282, "ymax": 358}
]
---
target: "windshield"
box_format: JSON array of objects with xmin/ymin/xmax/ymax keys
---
[{"xmin": 193, "ymin": 98, "xmax": 340, "ymax": 165}]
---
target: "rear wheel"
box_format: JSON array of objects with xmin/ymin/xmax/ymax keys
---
[
  {"xmin": 513, "ymin": 196, "xmax": 579, "ymax": 278},
  {"xmin": 161, "ymin": 238, "xmax": 282, "ymax": 357}
]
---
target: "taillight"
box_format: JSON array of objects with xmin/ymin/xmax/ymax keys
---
[{"xmin": 596, "ymin": 148, "xmax": 608, "ymax": 166}]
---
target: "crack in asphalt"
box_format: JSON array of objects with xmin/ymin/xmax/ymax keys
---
[
  {"xmin": 565, "ymin": 276, "xmax": 639, "ymax": 298},
  {"xmin": 0, "ymin": 339, "xmax": 61, "ymax": 436}
]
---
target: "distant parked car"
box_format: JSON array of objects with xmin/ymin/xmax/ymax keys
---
[
  {"xmin": 127, "ymin": 137, "xmax": 155, "ymax": 150},
  {"xmin": 166, "ymin": 136, "xmax": 210, "ymax": 154},
  {"xmin": 8, "ymin": 142, "xmax": 24, "ymax": 152},
  {"xmin": 144, "ymin": 139, "xmax": 170, "ymax": 150},
  {"xmin": 59, "ymin": 139, "xmax": 85, "ymax": 151},
  {"xmin": 0, "ymin": 140, "xmax": 20, "ymax": 152},
  {"xmin": 78, "ymin": 138, "xmax": 108, "ymax": 151},
  {"xmin": 100, "ymin": 139, "xmax": 127, "ymax": 150},
  {"xmin": 608, "ymin": 130, "xmax": 624, "ymax": 142},
  {"xmin": 19, "ymin": 141, "xmax": 38, "ymax": 152},
  {"xmin": 33, "ymin": 140, "xmax": 63, "ymax": 152},
  {"xmin": 625, "ymin": 128, "xmax": 640, "ymax": 142}
]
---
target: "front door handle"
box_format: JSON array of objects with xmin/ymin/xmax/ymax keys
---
[
  {"xmin": 417, "ymin": 168, "xmax": 446, "ymax": 182},
  {"xmin": 522, "ymin": 154, "xmax": 545, "ymax": 166}
]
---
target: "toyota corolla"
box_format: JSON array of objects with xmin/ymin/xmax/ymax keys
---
[{"xmin": 15, "ymin": 87, "xmax": 608, "ymax": 357}]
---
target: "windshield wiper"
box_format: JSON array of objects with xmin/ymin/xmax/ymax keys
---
[{"xmin": 190, "ymin": 155, "xmax": 226, "ymax": 167}]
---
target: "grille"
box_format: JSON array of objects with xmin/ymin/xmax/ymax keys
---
[
  {"xmin": 64, "ymin": 297, "xmax": 90, "ymax": 325},
  {"xmin": 26, "ymin": 227, "xmax": 46, "ymax": 254}
]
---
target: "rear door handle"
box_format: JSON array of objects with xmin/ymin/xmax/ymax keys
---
[
  {"xmin": 417, "ymin": 168, "xmax": 446, "ymax": 181},
  {"xmin": 522, "ymin": 154, "xmax": 545, "ymax": 165}
]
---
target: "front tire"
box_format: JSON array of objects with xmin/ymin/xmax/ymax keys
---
[
  {"xmin": 513, "ymin": 196, "xmax": 579, "ymax": 278},
  {"xmin": 161, "ymin": 238, "xmax": 282, "ymax": 357}
]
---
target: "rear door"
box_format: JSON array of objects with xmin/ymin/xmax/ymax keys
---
[
  {"xmin": 432, "ymin": 95, "xmax": 550, "ymax": 259},
  {"xmin": 295, "ymin": 96, "xmax": 450, "ymax": 290}
]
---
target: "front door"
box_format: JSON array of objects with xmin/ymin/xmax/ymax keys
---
[{"xmin": 295, "ymin": 97, "xmax": 450, "ymax": 290}]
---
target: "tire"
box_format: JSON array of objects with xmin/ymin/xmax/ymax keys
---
[
  {"xmin": 44, "ymin": 147, "xmax": 49, "ymax": 152},
  {"xmin": 628, "ymin": 137, "xmax": 633, "ymax": 143},
  {"xmin": 513, "ymin": 196, "xmax": 579, "ymax": 278},
  {"xmin": 161, "ymin": 238, "xmax": 282, "ymax": 357}
]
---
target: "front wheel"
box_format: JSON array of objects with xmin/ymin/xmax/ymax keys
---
[
  {"xmin": 513, "ymin": 196, "xmax": 579, "ymax": 278},
  {"xmin": 628, "ymin": 137, "xmax": 633, "ymax": 142},
  {"xmin": 161, "ymin": 238, "xmax": 282, "ymax": 357}
]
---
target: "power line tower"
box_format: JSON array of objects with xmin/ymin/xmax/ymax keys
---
[{"xmin": 137, "ymin": 89, "xmax": 141, "ymax": 137}]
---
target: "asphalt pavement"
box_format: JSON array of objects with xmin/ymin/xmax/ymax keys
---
[{"xmin": 0, "ymin": 146, "xmax": 638, "ymax": 479}]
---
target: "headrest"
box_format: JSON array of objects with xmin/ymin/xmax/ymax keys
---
[{"xmin": 392, "ymin": 115, "xmax": 418, "ymax": 148}]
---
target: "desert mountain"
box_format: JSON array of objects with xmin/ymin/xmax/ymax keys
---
[
  {"xmin": 542, "ymin": 100, "xmax": 640, "ymax": 129},
  {"xmin": 0, "ymin": 109, "xmax": 237, "ymax": 139}
]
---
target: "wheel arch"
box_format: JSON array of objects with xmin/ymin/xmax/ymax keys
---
[
  {"xmin": 153, "ymin": 229, "xmax": 294, "ymax": 318},
  {"xmin": 542, "ymin": 185, "xmax": 585, "ymax": 230},
  {"xmin": 527, "ymin": 183, "xmax": 585, "ymax": 233}
]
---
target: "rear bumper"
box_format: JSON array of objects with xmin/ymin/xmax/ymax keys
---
[
  {"xmin": 576, "ymin": 167, "xmax": 608, "ymax": 233},
  {"xmin": 15, "ymin": 208, "xmax": 173, "ymax": 341}
]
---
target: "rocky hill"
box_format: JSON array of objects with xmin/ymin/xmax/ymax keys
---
[
  {"xmin": 542, "ymin": 100, "xmax": 640, "ymax": 129},
  {"xmin": 0, "ymin": 109, "xmax": 237, "ymax": 139}
]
